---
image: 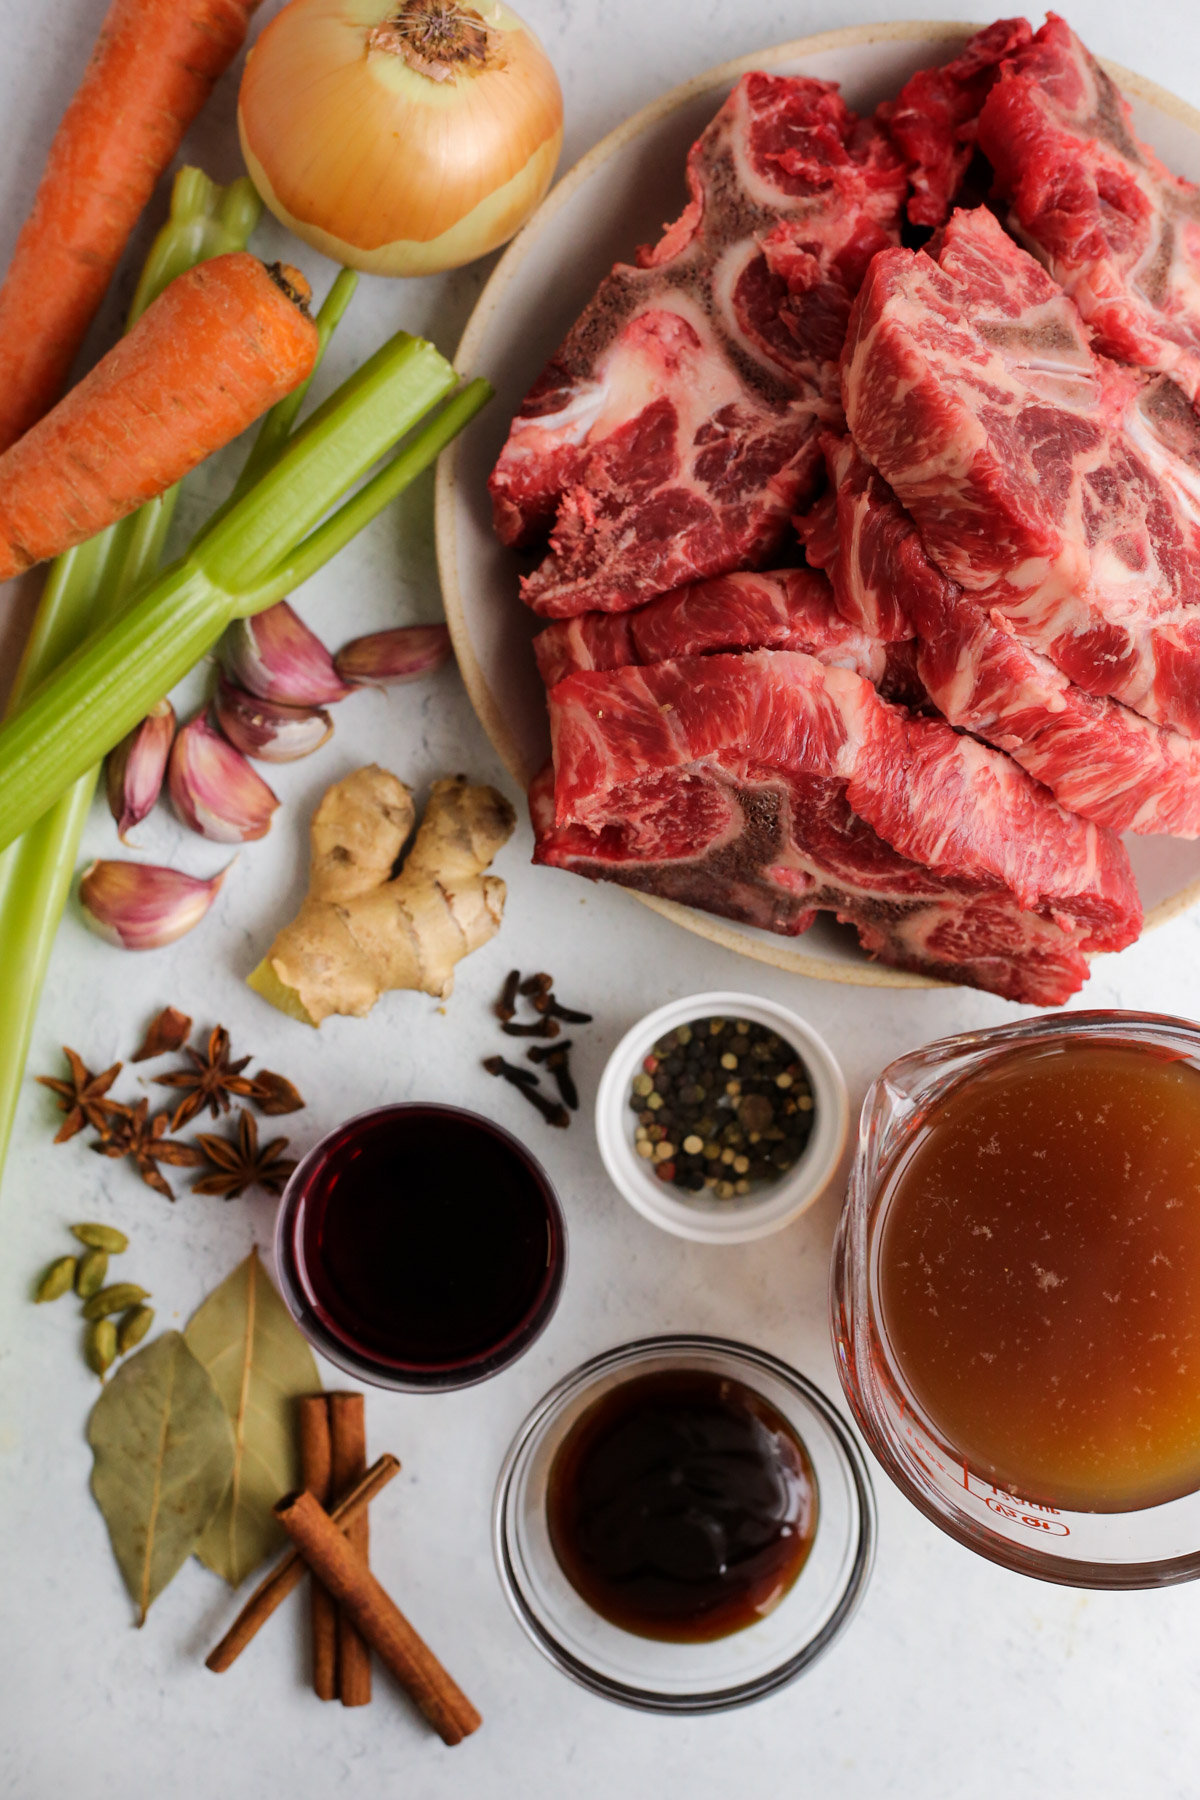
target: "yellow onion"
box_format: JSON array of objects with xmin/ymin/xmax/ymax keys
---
[{"xmin": 238, "ymin": 0, "xmax": 563, "ymax": 277}]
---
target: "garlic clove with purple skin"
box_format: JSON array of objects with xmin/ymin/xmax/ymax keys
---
[
  {"xmin": 334, "ymin": 624, "xmax": 453, "ymax": 687},
  {"xmin": 220, "ymin": 600, "xmax": 352, "ymax": 706},
  {"xmin": 213, "ymin": 673, "xmax": 333, "ymax": 763},
  {"xmin": 168, "ymin": 713, "xmax": 280, "ymax": 843},
  {"xmin": 80, "ymin": 859, "xmax": 231, "ymax": 950},
  {"xmin": 105, "ymin": 699, "xmax": 176, "ymax": 841}
]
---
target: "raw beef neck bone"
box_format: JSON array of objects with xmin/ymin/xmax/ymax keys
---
[
  {"xmin": 488, "ymin": 71, "xmax": 906, "ymax": 618},
  {"xmin": 842, "ymin": 203, "xmax": 1200, "ymax": 739},
  {"xmin": 531, "ymin": 566, "xmax": 920, "ymax": 704},
  {"xmin": 799, "ymin": 433, "xmax": 1200, "ymax": 839},
  {"xmin": 978, "ymin": 13, "xmax": 1200, "ymax": 404},
  {"xmin": 534, "ymin": 650, "xmax": 1140, "ymax": 1006}
]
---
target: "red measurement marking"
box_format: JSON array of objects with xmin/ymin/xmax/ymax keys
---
[{"xmin": 985, "ymin": 1496, "xmax": 1070, "ymax": 1536}]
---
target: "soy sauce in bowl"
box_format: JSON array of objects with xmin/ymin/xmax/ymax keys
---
[
  {"xmin": 546, "ymin": 1367, "xmax": 818, "ymax": 1641},
  {"xmin": 275, "ymin": 1104, "xmax": 567, "ymax": 1391}
]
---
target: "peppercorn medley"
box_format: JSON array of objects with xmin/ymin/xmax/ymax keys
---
[{"xmin": 629, "ymin": 1017, "xmax": 815, "ymax": 1198}]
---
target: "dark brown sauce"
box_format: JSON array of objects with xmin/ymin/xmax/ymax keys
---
[
  {"xmin": 878, "ymin": 1041, "xmax": 1200, "ymax": 1512},
  {"xmin": 294, "ymin": 1107, "xmax": 561, "ymax": 1369},
  {"xmin": 546, "ymin": 1369, "xmax": 818, "ymax": 1641}
]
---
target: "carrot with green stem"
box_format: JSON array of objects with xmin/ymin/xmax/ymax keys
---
[
  {"xmin": 0, "ymin": 254, "xmax": 320, "ymax": 581},
  {"xmin": 0, "ymin": 0, "xmax": 261, "ymax": 453}
]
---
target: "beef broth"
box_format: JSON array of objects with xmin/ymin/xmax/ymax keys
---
[{"xmin": 877, "ymin": 1039, "xmax": 1200, "ymax": 1512}]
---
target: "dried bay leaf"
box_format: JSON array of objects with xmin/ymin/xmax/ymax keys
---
[
  {"xmin": 184, "ymin": 1248, "xmax": 321, "ymax": 1588},
  {"xmin": 88, "ymin": 1331, "xmax": 236, "ymax": 1623}
]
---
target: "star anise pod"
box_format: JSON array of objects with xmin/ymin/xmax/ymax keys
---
[
  {"xmin": 192, "ymin": 1109, "xmax": 297, "ymax": 1201},
  {"xmin": 92, "ymin": 1098, "xmax": 206, "ymax": 1200},
  {"xmin": 246, "ymin": 1069, "xmax": 305, "ymax": 1115},
  {"xmin": 131, "ymin": 1005, "xmax": 193, "ymax": 1062},
  {"xmin": 37, "ymin": 1047, "xmax": 127, "ymax": 1143},
  {"xmin": 154, "ymin": 1025, "xmax": 255, "ymax": 1130}
]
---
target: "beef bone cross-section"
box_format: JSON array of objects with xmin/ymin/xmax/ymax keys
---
[
  {"xmin": 800, "ymin": 434, "xmax": 1200, "ymax": 837},
  {"xmin": 532, "ymin": 566, "xmax": 920, "ymax": 702},
  {"xmin": 489, "ymin": 72, "xmax": 906, "ymax": 618},
  {"xmin": 978, "ymin": 14, "xmax": 1200, "ymax": 402},
  {"xmin": 843, "ymin": 204, "xmax": 1200, "ymax": 736},
  {"xmin": 533, "ymin": 651, "xmax": 1141, "ymax": 1005}
]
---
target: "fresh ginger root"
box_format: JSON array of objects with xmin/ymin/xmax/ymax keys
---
[{"xmin": 248, "ymin": 765, "xmax": 516, "ymax": 1025}]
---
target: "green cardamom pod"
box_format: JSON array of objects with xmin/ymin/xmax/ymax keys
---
[
  {"xmin": 82, "ymin": 1282, "xmax": 150, "ymax": 1321},
  {"xmin": 117, "ymin": 1305, "xmax": 154, "ymax": 1354},
  {"xmin": 35, "ymin": 1256, "xmax": 77, "ymax": 1302},
  {"xmin": 85, "ymin": 1318, "xmax": 118, "ymax": 1379},
  {"xmin": 71, "ymin": 1223, "xmax": 129, "ymax": 1254},
  {"xmin": 75, "ymin": 1248, "xmax": 109, "ymax": 1298}
]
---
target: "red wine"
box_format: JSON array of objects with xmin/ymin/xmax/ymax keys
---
[
  {"xmin": 282, "ymin": 1105, "xmax": 565, "ymax": 1383},
  {"xmin": 547, "ymin": 1369, "xmax": 818, "ymax": 1641}
]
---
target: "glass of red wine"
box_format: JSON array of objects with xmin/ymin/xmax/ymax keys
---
[{"xmin": 274, "ymin": 1103, "xmax": 568, "ymax": 1391}]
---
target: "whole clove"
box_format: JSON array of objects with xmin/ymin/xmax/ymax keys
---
[
  {"xmin": 525, "ymin": 1039, "xmax": 571, "ymax": 1066},
  {"xmin": 518, "ymin": 972, "xmax": 553, "ymax": 998},
  {"xmin": 482, "ymin": 1056, "xmax": 539, "ymax": 1088},
  {"xmin": 545, "ymin": 1046, "xmax": 579, "ymax": 1113},
  {"xmin": 483, "ymin": 1057, "xmax": 569, "ymax": 1128},
  {"xmin": 523, "ymin": 1087, "xmax": 571, "ymax": 1129},
  {"xmin": 501, "ymin": 1017, "xmax": 560, "ymax": 1040},
  {"xmin": 533, "ymin": 994, "xmax": 594, "ymax": 1025},
  {"xmin": 495, "ymin": 970, "xmax": 521, "ymax": 1023}
]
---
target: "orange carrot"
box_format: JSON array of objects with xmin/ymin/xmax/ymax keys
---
[
  {"xmin": 0, "ymin": 254, "xmax": 318, "ymax": 581},
  {"xmin": 0, "ymin": 0, "xmax": 259, "ymax": 455}
]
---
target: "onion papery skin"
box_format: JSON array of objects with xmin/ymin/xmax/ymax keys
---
[{"xmin": 237, "ymin": 0, "xmax": 564, "ymax": 276}]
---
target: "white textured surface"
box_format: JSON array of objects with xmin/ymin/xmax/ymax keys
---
[{"xmin": 3, "ymin": 4, "xmax": 1200, "ymax": 1797}]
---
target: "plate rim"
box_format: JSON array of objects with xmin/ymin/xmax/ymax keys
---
[{"xmin": 435, "ymin": 18, "xmax": 1200, "ymax": 990}]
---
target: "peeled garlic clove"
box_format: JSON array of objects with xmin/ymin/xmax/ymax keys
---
[
  {"xmin": 169, "ymin": 713, "xmax": 280, "ymax": 842},
  {"xmin": 213, "ymin": 673, "xmax": 333, "ymax": 763},
  {"xmin": 105, "ymin": 699, "xmax": 176, "ymax": 840},
  {"xmin": 334, "ymin": 624, "xmax": 452, "ymax": 687},
  {"xmin": 221, "ymin": 600, "xmax": 352, "ymax": 705},
  {"xmin": 80, "ymin": 859, "xmax": 230, "ymax": 950}
]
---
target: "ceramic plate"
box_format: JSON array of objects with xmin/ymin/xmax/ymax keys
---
[{"xmin": 436, "ymin": 21, "xmax": 1200, "ymax": 989}]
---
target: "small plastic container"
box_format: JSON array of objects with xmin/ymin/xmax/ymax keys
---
[
  {"xmin": 595, "ymin": 991, "xmax": 848, "ymax": 1243},
  {"xmin": 493, "ymin": 1335, "xmax": 876, "ymax": 1712}
]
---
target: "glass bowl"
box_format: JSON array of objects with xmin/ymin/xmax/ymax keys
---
[
  {"xmin": 274, "ymin": 1103, "xmax": 567, "ymax": 1393},
  {"xmin": 832, "ymin": 1009, "xmax": 1200, "ymax": 1589},
  {"xmin": 493, "ymin": 1335, "xmax": 876, "ymax": 1712}
]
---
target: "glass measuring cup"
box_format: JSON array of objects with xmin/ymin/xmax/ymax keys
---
[{"xmin": 831, "ymin": 1010, "xmax": 1200, "ymax": 1588}]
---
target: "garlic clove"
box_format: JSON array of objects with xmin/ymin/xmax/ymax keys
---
[
  {"xmin": 220, "ymin": 600, "xmax": 352, "ymax": 706},
  {"xmin": 334, "ymin": 623, "xmax": 452, "ymax": 687},
  {"xmin": 213, "ymin": 673, "xmax": 334, "ymax": 763},
  {"xmin": 169, "ymin": 713, "xmax": 280, "ymax": 842},
  {"xmin": 80, "ymin": 859, "xmax": 230, "ymax": 950},
  {"xmin": 105, "ymin": 699, "xmax": 176, "ymax": 841}
]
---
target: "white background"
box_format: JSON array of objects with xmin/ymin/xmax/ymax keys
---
[{"xmin": 3, "ymin": 2, "xmax": 1200, "ymax": 1797}]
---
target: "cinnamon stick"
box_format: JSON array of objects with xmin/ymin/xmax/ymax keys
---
[
  {"xmin": 275, "ymin": 1489, "xmax": 482, "ymax": 1746},
  {"xmin": 298, "ymin": 1395, "xmax": 338, "ymax": 1701},
  {"xmin": 329, "ymin": 1391, "xmax": 371, "ymax": 1707},
  {"xmin": 205, "ymin": 1455, "xmax": 400, "ymax": 1674}
]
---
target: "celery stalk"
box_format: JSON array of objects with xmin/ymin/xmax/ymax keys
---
[
  {"xmin": 0, "ymin": 169, "xmax": 262, "ymax": 1174},
  {"xmin": 200, "ymin": 334, "xmax": 457, "ymax": 590},
  {"xmin": 0, "ymin": 353, "xmax": 490, "ymax": 852},
  {"xmin": 245, "ymin": 379, "xmax": 493, "ymax": 604},
  {"xmin": 231, "ymin": 267, "xmax": 360, "ymax": 499}
]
